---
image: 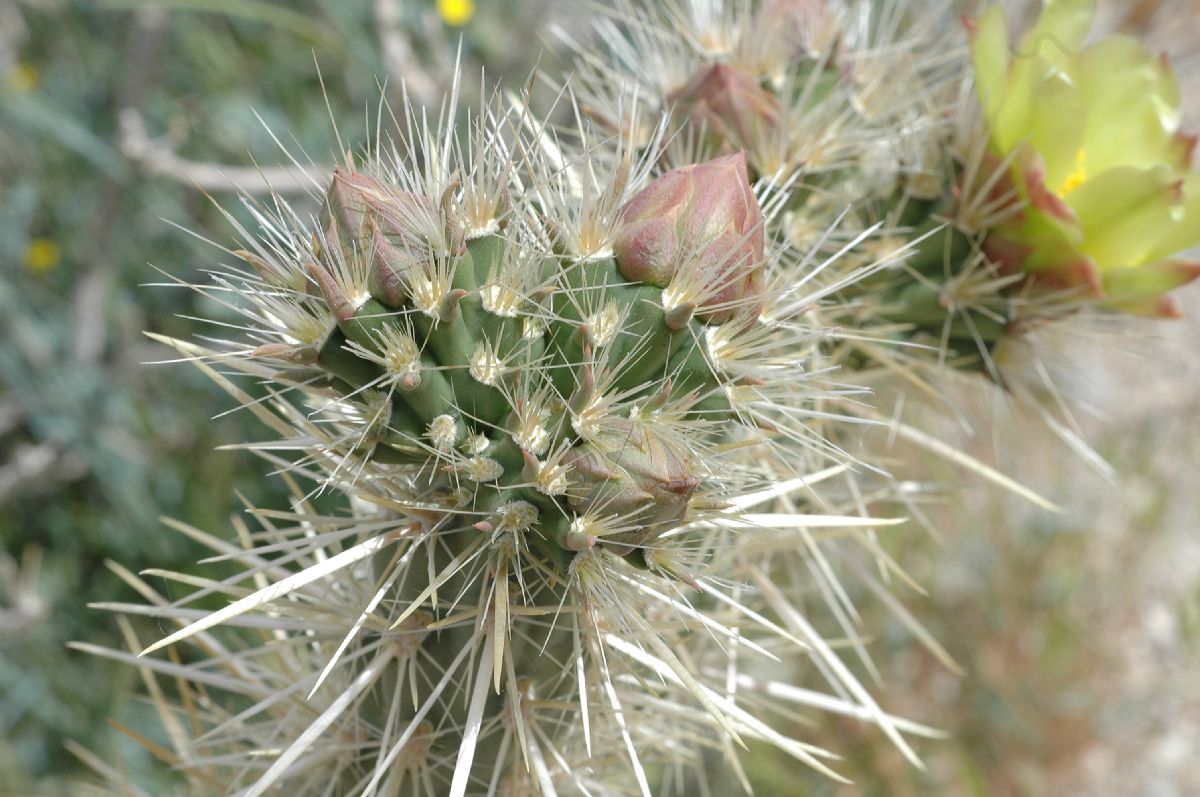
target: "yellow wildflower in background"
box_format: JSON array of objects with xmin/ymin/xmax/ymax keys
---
[
  {"xmin": 24, "ymin": 238, "xmax": 60, "ymax": 274},
  {"xmin": 4, "ymin": 63, "xmax": 38, "ymax": 93},
  {"xmin": 968, "ymin": 0, "xmax": 1200, "ymax": 317},
  {"xmin": 437, "ymin": 0, "xmax": 475, "ymax": 27}
]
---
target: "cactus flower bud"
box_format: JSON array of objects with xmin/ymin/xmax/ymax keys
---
[
  {"xmin": 562, "ymin": 417, "xmax": 698, "ymax": 549},
  {"xmin": 320, "ymin": 167, "xmax": 441, "ymax": 308},
  {"xmin": 668, "ymin": 64, "xmax": 783, "ymax": 159},
  {"xmin": 614, "ymin": 152, "xmax": 766, "ymax": 324}
]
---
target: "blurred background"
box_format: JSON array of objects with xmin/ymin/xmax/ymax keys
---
[{"xmin": 1, "ymin": 1, "xmax": 1197, "ymax": 795}]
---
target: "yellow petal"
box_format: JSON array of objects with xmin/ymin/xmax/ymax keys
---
[
  {"xmin": 1017, "ymin": 0, "xmax": 1096, "ymax": 68},
  {"xmin": 1025, "ymin": 71, "xmax": 1085, "ymax": 191},
  {"xmin": 1073, "ymin": 168, "xmax": 1185, "ymax": 269},
  {"xmin": 1073, "ymin": 36, "xmax": 1181, "ymax": 175},
  {"xmin": 993, "ymin": 52, "xmax": 1048, "ymax": 154},
  {"xmin": 1143, "ymin": 172, "xmax": 1200, "ymax": 263},
  {"xmin": 968, "ymin": 5, "xmax": 1011, "ymax": 126},
  {"xmin": 1102, "ymin": 258, "xmax": 1200, "ymax": 301}
]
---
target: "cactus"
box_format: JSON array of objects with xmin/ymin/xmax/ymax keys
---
[
  {"xmin": 94, "ymin": 83, "xmax": 938, "ymax": 797},
  {"xmin": 82, "ymin": 2, "xmax": 1200, "ymax": 795},
  {"xmin": 566, "ymin": 0, "xmax": 1200, "ymax": 379}
]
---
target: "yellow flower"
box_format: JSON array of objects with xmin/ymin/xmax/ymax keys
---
[
  {"xmin": 968, "ymin": 0, "xmax": 1200, "ymax": 317},
  {"xmin": 437, "ymin": 0, "xmax": 475, "ymax": 27},
  {"xmin": 4, "ymin": 64, "xmax": 37, "ymax": 93},
  {"xmin": 24, "ymin": 238, "xmax": 60, "ymax": 274}
]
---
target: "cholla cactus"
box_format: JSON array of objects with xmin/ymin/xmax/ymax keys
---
[
  {"xmin": 565, "ymin": 0, "xmax": 1199, "ymax": 378},
  {"xmin": 83, "ymin": 2, "xmax": 1199, "ymax": 796},
  {"xmin": 84, "ymin": 78, "xmax": 947, "ymax": 797}
]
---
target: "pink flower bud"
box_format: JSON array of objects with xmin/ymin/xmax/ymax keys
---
[
  {"xmin": 562, "ymin": 418, "xmax": 699, "ymax": 549},
  {"xmin": 667, "ymin": 64, "xmax": 782, "ymax": 157},
  {"xmin": 319, "ymin": 167, "xmax": 440, "ymax": 308},
  {"xmin": 614, "ymin": 152, "xmax": 766, "ymax": 324}
]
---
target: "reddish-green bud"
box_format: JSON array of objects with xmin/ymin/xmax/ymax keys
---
[
  {"xmin": 668, "ymin": 64, "xmax": 783, "ymax": 157},
  {"xmin": 320, "ymin": 167, "xmax": 441, "ymax": 308},
  {"xmin": 613, "ymin": 152, "xmax": 766, "ymax": 324},
  {"xmin": 562, "ymin": 418, "xmax": 698, "ymax": 549}
]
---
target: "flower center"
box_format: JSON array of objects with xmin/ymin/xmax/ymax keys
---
[{"xmin": 1058, "ymin": 149, "xmax": 1088, "ymax": 196}]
